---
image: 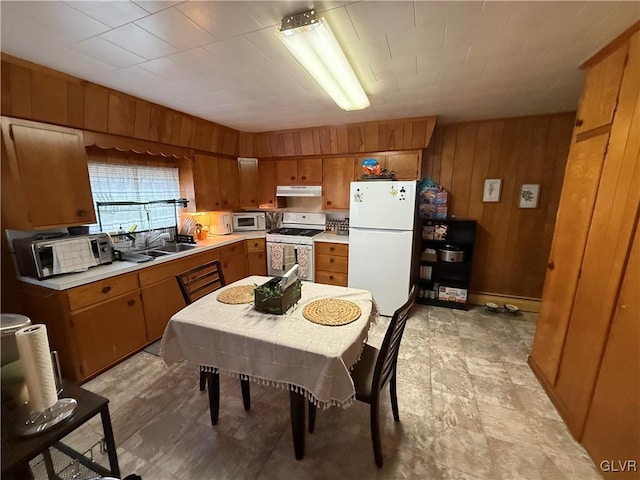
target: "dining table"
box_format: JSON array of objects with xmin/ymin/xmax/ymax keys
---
[{"xmin": 161, "ymin": 275, "xmax": 378, "ymax": 460}]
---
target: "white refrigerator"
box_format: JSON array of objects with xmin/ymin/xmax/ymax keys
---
[{"xmin": 348, "ymin": 181, "xmax": 417, "ymax": 316}]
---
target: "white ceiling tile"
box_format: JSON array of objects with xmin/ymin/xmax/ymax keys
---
[
  {"xmin": 346, "ymin": 1, "xmax": 416, "ymax": 40},
  {"xmin": 415, "ymin": 1, "xmax": 483, "ymax": 29},
  {"xmin": 132, "ymin": 1, "xmax": 183, "ymax": 15},
  {"xmin": 137, "ymin": 57, "xmax": 192, "ymax": 82},
  {"xmin": 387, "ymin": 24, "xmax": 446, "ymax": 59},
  {"xmin": 135, "ymin": 7, "xmax": 216, "ymax": 50},
  {"xmin": 176, "ymin": 1, "xmax": 264, "ymax": 41},
  {"xmin": 69, "ymin": 37, "xmax": 146, "ymax": 69},
  {"xmin": 202, "ymin": 37, "xmax": 269, "ymax": 65},
  {"xmin": 342, "ymin": 37, "xmax": 392, "ymax": 66},
  {"xmin": 242, "ymin": 25, "xmax": 290, "ymax": 61},
  {"xmin": 166, "ymin": 48, "xmax": 223, "ymax": 76},
  {"xmin": 370, "ymin": 55, "xmax": 417, "ymax": 81},
  {"xmin": 0, "ymin": 9, "xmax": 76, "ymax": 52},
  {"xmin": 2, "ymin": 1, "xmax": 110, "ymax": 40},
  {"xmin": 65, "ymin": 1, "xmax": 150, "ymax": 28},
  {"xmin": 100, "ymin": 23, "xmax": 178, "ymax": 60}
]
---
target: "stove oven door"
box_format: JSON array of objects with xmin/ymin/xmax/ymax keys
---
[{"xmin": 266, "ymin": 241, "xmax": 314, "ymax": 281}]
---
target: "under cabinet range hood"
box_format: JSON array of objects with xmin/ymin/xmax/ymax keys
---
[{"xmin": 276, "ymin": 185, "xmax": 322, "ymax": 197}]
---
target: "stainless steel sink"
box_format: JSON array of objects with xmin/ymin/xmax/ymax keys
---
[
  {"xmin": 152, "ymin": 243, "xmax": 198, "ymax": 253},
  {"xmin": 140, "ymin": 250, "xmax": 172, "ymax": 258}
]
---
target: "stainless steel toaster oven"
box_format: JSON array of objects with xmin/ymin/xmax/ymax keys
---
[{"xmin": 13, "ymin": 233, "xmax": 114, "ymax": 279}]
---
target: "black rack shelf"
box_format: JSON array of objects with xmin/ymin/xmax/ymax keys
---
[{"xmin": 417, "ymin": 218, "xmax": 477, "ymax": 309}]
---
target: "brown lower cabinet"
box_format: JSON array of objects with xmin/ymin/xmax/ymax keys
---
[
  {"xmin": 16, "ymin": 242, "xmax": 248, "ymax": 383},
  {"xmin": 246, "ymin": 238, "xmax": 267, "ymax": 276},
  {"xmin": 314, "ymin": 242, "xmax": 349, "ymax": 286}
]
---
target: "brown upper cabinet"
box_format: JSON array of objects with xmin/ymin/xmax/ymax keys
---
[
  {"xmin": 258, "ymin": 158, "xmax": 277, "ymax": 208},
  {"xmin": 238, "ymin": 157, "xmax": 259, "ymax": 209},
  {"xmin": 193, "ymin": 153, "xmax": 222, "ymax": 211},
  {"xmin": 276, "ymin": 157, "xmax": 322, "ymax": 185},
  {"xmin": 323, "ymin": 157, "xmax": 355, "ymax": 210},
  {"xmin": 355, "ymin": 151, "xmax": 422, "ymax": 181},
  {"xmin": 193, "ymin": 153, "xmax": 240, "ymax": 211},
  {"xmin": 574, "ymin": 43, "xmax": 629, "ymax": 136},
  {"xmin": 1, "ymin": 116, "xmax": 96, "ymax": 229}
]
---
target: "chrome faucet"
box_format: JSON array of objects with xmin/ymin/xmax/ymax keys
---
[{"xmin": 145, "ymin": 232, "xmax": 169, "ymax": 248}]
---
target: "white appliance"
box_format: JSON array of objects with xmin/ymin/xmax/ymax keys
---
[
  {"xmin": 232, "ymin": 212, "xmax": 266, "ymax": 231},
  {"xmin": 348, "ymin": 181, "xmax": 417, "ymax": 316},
  {"xmin": 266, "ymin": 212, "xmax": 325, "ymax": 281},
  {"xmin": 276, "ymin": 185, "xmax": 322, "ymax": 197},
  {"xmin": 209, "ymin": 211, "xmax": 233, "ymax": 235}
]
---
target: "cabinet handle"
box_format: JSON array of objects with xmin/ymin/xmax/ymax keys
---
[
  {"xmin": 102, "ymin": 285, "xmax": 111, "ymax": 294},
  {"xmin": 329, "ymin": 247, "xmax": 334, "ymax": 252},
  {"xmin": 326, "ymin": 201, "xmax": 332, "ymax": 206},
  {"xmin": 128, "ymin": 299, "xmax": 135, "ymax": 306},
  {"xmin": 547, "ymin": 261, "xmax": 555, "ymax": 270},
  {"xmin": 330, "ymin": 258, "xmax": 335, "ymax": 263},
  {"xmin": 77, "ymin": 209, "xmax": 86, "ymax": 217},
  {"xmin": 301, "ymin": 176, "xmax": 306, "ymax": 180},
  {"xmin": 575, "ymin": 119, "xmax": 583, "ymax": 127},
  {"xmin": 269, "ymin": 200, "xmax": 273, "ymax": 204},
  {"xmin": 329, "ymin": 275, "xmax": 334, "ymax": 280}
]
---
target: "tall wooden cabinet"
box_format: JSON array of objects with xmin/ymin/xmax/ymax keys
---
[
  {"xmin": 238, "ymin": 157, "xmax": 259, "ymax": 208},
  {"xmin": 529, "ymin": 24, "xmax": 639, "ymax": 461},
  {"xmin": 192, "ymin": 153, "xmax": 240, "ymax": 211}
]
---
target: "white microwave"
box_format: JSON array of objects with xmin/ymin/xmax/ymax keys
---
[{"xmin": 233, "ymin": 212, "xmax": 266, "ymax": 231}]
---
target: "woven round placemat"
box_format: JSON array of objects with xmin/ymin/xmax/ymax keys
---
[
  {"xmin": 302, "ymin": 299, "xmax": 361, "ymax": 326},
  {"xmin": 217, "ymin": 285, "xmax": 255, "ymax": 304}
]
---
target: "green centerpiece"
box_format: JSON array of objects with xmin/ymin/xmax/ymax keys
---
[{"xmin": 254, "ymin": 277, "xmax": 302, "ymax": 315}]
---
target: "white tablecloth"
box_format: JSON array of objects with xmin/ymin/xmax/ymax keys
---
[{"xmin": 161, "ymin": 276, "xmax": 378, "ymax": 409}]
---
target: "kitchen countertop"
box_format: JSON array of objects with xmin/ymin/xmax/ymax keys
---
[
  {"xmin": 18, "ymin": 231, "xmax": 266, "ymax": 291},
  {"xmin": 314, "ymin": 232, "xmax": 350, "ymax": 244}
]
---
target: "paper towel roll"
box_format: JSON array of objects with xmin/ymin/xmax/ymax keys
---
[{"xmin": 15, "ymin": 324, "xmax": 58, "ymax": 412}]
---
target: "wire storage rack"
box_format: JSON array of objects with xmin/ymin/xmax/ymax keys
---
[{"xmin": 28, "ymin": 438, "xmax": 111, "ymax": 480}]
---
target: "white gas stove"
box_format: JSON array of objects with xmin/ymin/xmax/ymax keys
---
[{"xmin": 266, "ymin": 212, "xmax": 326, "ymax": 281}]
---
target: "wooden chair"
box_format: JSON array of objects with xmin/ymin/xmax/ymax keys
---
[
  {"xmin": 176, "ymin": 260, "xmax": 251, "ymax": 424},
  {"xmin": 309, "ymin": 285, "xmax": 418, "ymax": 467}
]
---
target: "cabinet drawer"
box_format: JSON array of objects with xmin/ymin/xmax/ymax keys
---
[
  {"xmin": 248, "ymin": 251, "xmax": 267, "ymax": 275},
  {"xmin": 138, "ymin": 249, "xmax": 220, "ymax": 287},
  {"xmin": 246, "ymin": 238, "xmax": 266, "ymax": 252},
  {"xmin": 316, "ymin": 254, "xmax": 348, "ymax": 273},
  {"xmin": 315, "ymin": 271, "xmax": 348, "ymax": 287},
  {"xmin": 315, "ymin": 242, "xmax": 348, "ymax": 257},
  {"xmin": 67, "ymin": 273, "xmax": 139, "ymax": 311}
]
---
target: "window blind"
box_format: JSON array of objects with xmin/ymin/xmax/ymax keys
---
[{"xmin": 88, "ymin": 162, "xmax": 180, "ymax": 233}]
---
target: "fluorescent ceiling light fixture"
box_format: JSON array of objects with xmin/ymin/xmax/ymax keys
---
[{"xmin": 276, "ymin": 9, "xmax": 370, "ymax": 111}]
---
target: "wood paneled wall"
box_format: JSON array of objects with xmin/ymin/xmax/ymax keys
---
[
  {"xmin": 239, "ymin": 117, "xmax": 437, "ymax": 158},
  {"xmin": 1, "ymin": 54, "xmax": 239, "ymax": 156},
  {"xmin": 424, "ymin": 113, "xmax": 575, "ymax": 299}
]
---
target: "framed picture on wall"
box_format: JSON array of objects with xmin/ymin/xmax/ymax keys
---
[
  {"xmin": 483, "ymin": 179, "xmax": 502, "ymax": 202},
  {"xmin": 520, "ymin": 184, "xmax": 540, "ymax": 208}
]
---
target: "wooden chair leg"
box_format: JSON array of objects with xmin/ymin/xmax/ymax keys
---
[
  {"xmin": 370, "ymin": 398, "xmax": 383, "ymax": 468},
  {"xmin": 390, "ymin": 372, "xmax": 400, "ymax": 422},
  {"xmin": 206, "ymin": 371, "xmax": 220, "ymax": 425},
  {"xmin": 240, "ymin": 379, "xmax": 251, "ymax": 411},
  {"xmin": 199, "ymin": 370, "xmax": 206, "ymax": 391},
  {"xmin": 308, "ymin": 401, "xmax": 316, "ymax": 433}
]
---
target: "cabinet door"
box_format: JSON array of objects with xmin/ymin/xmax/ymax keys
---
[
  {"xmin": 582, "ymin": 223, "xmax": 639, "ymax": 477},
  {"xmin": 193, "ymin": 153, "xmax": 221, "ymax": 210},
  {"xmin": 258, "ymin": 158, "xmax": 277, "ymax": 208},
  {"xmin": 219, "ymin": 242, "xmax": 248, "ymax": 284},
  {"xmin": 298, "ymin": 158, "xmax": 322, "ymax": 184},
  {"xmin": 71, "ymin": 291, "xmax": 146, "ymax": 378},
  {"xmin": 323, "ymin": 157, "xmax": 354, "ymax": 210},
  {"xmin": 386, "ymin": 152, "xmax": 421, "ymax": 180},
  {"xmin": 141, "ymin": 277, "xmax": 187, "ymax": 342},
  {"xmin": 575, "ymin": 44, "xmax": 628, "ymax": 136},
  {"xmin": 218, "ymin": 157, "xmax": 240, "ymax": 210},
  {"xmin": 247, "ymin": 251, "xmax": 267, "ymax": 276},
  {"xmin": 530, "ymin": 134, "xmax": 609, "ymax": 383},
  {"xmin": 1, "ymin": 117, "xmax": 96, "ymax": 229},
  {"xmin": 238, "ymin": 157, "xmax": 259, "ymax": 208},
  {"xmin": 276, "ymin": 158, "xmax": 298, "ymax": 184}
]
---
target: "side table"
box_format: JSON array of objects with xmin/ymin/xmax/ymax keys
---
[{"xmin": 1, "ymin": 381, "xmax": 120, "ymax": 479}]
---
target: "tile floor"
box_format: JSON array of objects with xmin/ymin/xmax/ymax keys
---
[{"xmin": 59, "ymin": 305, "xmax": 602, "ymax": 479}]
